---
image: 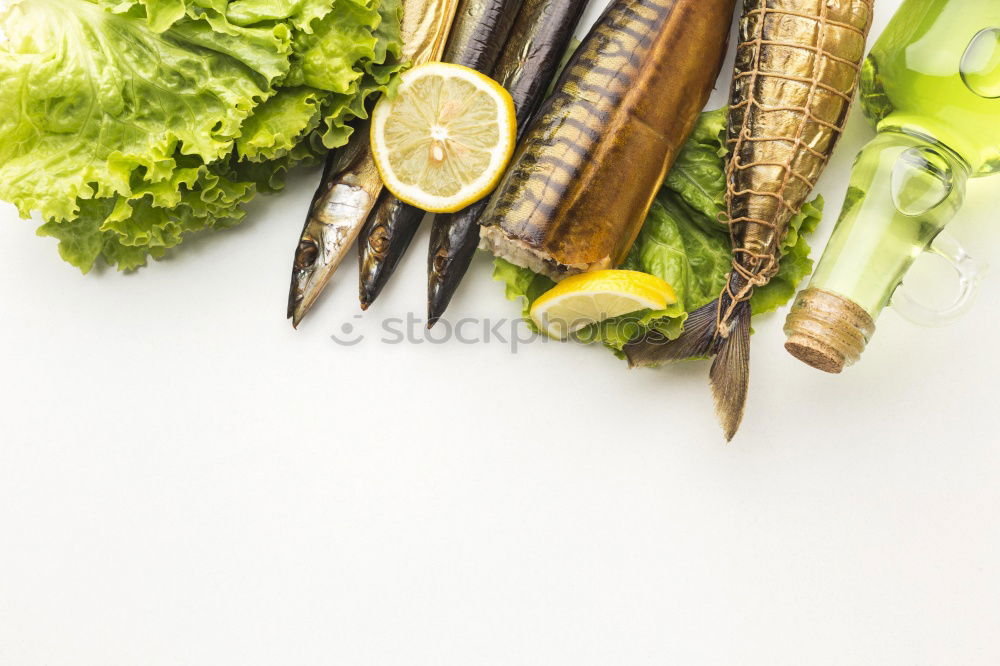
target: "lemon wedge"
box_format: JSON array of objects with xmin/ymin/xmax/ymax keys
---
[
  {"xmin": 370, "ymin": 62, "xmax": 517, "ymax": 213},
  {"xmin": 530, "ymin": 270, "xmax": 678, "ymax": 340}
]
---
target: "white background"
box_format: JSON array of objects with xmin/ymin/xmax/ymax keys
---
[{"xmin": 1, "ymin": 1, "xmax": 998, "ymax": 664}]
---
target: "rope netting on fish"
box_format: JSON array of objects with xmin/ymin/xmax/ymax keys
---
[{"xmin": 723, "ymin": 0, "xmax": 873, "ymax": 311}]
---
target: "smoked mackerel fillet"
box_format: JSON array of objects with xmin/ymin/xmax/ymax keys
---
[{"xmin": 479, "ymin": 0, "xmax": 736, "ymax": 280}]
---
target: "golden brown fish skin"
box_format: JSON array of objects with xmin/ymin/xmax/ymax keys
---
[
  {"xmin": 727, "ymin": 0, "xmax": 874, "ymax": 281},
  {"xmin": 287, "ymin": 0, "xmax": 460, "ymax": 327},
  {"xmin": 400, "ymin": 0, "xmax": 462, "ymax": 64},
  {"xmin": 479, "ymin": 0, "xmax": 736, "ymax": 280}
]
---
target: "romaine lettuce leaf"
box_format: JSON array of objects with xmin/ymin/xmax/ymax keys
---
[{"xmin": 308, "ymin": 0, "xmax": 403, "ymax": 149}]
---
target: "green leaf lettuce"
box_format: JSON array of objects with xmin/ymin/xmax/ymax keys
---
[{"xmin": 0, "ymin": 0, "xmax": 404, "ymax": 272}]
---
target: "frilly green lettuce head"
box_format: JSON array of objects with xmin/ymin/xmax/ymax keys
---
[{"xmin": 0, "ymin": 0, "xmax": 404, "ymax": 272}]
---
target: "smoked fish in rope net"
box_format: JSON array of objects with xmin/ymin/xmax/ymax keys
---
[{"xmin": 625, "ymin": 0, "xmax": 875, "ymax": 441}]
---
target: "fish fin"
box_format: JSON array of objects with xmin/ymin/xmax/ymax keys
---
[
  {"xmin": 709, "ymin": 300, "xmax": 751, "ymax": 442},
  {"xmin": 624, "ymin": 270, "xmax": 754, "ymax": 441},
  {"xmin": 624, "ymin": 299, "xmax": 720, "ymax": 368}
]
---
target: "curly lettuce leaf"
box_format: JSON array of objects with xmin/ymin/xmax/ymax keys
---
[
  {"xmin": 226, "ymin": 0, "xmax": 334, "ymax": 31},
  {"xmin": 37, "ymin": 161, "xmax": 256, "ymax": 272},
  {"xmin": 101, "ymin": 0, "xmax": 336, "ymax": 34},
  {"xmin": 236, "ymin": 88, "xmax": 324, "ymax": 162},
  {"xmin": 0, "ymin": 0, "xmax": 271, "ymax": 222},
  {"xmin": 169, "ymin": 12, "xmax": 294, "ymax": 84},
  {"xmin": 0, "ymin": 0, "xmax": 404, "ymax": 272},
  {"xmin": 307, "ymin": 0, "xmax": 404, "ymax": 149}
]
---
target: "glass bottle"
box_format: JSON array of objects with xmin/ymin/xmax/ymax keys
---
[{"xmin": 785, "ymin": 0, "xmax": 999, "ymax": 373}]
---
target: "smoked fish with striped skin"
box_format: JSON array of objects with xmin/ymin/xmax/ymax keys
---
[
  {"xmin": 426, "ymin": 0, "xmax": 588, "ymax": 326},
  {"xmin": 287, "ymin": 0, "xmax": 460, "ymax": 327},
  {"xmin": 357, "ymin": 0, "xmax": 524, "ymax": 311},
  {"xmin": 479, "ymin": 0, "xmax": 737, "ymax": 280},
  {"xmin": 625, "ymin": 0, "xmax": 875, "ymax": 440}
]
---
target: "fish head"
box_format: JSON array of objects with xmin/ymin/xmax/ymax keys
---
[{"xmin": 288, "ymin": 183, "xmax": 378, "ymax": 326}]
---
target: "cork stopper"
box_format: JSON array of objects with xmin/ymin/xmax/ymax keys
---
[{"xmin": 784, "ymin": 288, "xmax": 876, "ymax": 374}]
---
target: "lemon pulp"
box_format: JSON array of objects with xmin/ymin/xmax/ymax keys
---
[{"xmin": 371, "ymin": 63, "xmax": 516, "ymax": 213}]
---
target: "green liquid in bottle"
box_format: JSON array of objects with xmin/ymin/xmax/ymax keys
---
[{"xmin": 862, "ymin": 0, "xmax": 1000, "ymax": 175}]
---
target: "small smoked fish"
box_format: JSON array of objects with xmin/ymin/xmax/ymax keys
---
[
  {"xmin": 357, "ymin": 193, "xmax": 424, "ymax": 310},
  {"xmin": 443, "ymin": 0, "xmax": 525, "ymax": 71},
  {"xmin": 288, "ymin": 0, "xmax": 460, "ymax": 327},
  {"xmin": 427, "ymin": 0, "xmax": 588, "ymax": 326},
  {"xmin": 289, "ymin": 125, "xmax": 382, "ymax": 326},
  {"xmin": 479, "ymin": 0, "xmax": 736, "ymax": 280},
  {"xmin": 357, "ymin": 0, "xmax": 524, "ymax": 311},
  {"xmin": 625, "ymin": 0, "xmax": 875, "ymax": 440}
]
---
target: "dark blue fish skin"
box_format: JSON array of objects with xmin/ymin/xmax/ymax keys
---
[{"xmin": 445, "ymin": 0, "xmax": 526, "ymax": 69}]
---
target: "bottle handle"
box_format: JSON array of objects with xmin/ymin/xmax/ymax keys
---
[{"xmin": 891, "ymin": 231, "xmax": 987, "ymax": 328}]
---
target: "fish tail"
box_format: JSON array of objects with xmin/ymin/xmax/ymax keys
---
[
  {"xmin": 624, "ymin": 272, "xmax": 753, "ymax": 441},
  {"xmin": 709, "ymin": 299, "xmax": 751, "ymax": 442}
]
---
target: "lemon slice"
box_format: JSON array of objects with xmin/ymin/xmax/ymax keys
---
[
  {"xmin": 371, "ymin": 62, "xmax": 517, "ymax": 213},
  {"xmin": 530, "ymin": 270, "xmax": 678, "ymax": 340}
]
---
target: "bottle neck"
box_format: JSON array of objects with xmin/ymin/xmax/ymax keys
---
[
  {"xmin": 810, "ymin": 130, "xmax": 969, "ymax": 319},
  {"xmin": 876, "ymin": 124, "xmax": 975, "ymax": 178},
  {"xmin": 784, "ymin": 130, "xmax": 969, "ymax": 372}
]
